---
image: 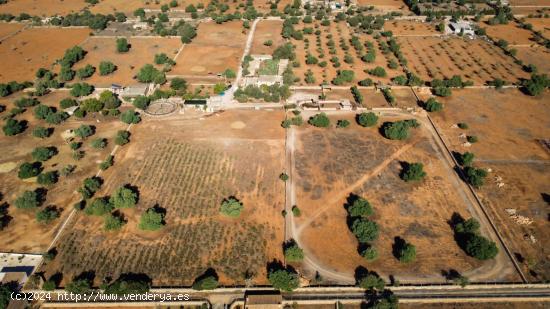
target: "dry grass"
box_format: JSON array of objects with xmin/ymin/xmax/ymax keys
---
[{"xmin": 0, "ymin": 0, "xmax": 88, "ymax": 16}]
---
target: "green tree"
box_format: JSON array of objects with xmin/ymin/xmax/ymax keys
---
[
  {"xmin": 104, "ymin": 276, "xmax": 150, "ymax": 294},
  {"xmin": 359, "ymin": 274, "xmax": 385, "ymax": 290},
  {"xmin": 110, "ymin": 186, "xmax": 138, "ymax": 209},
  {"xmin": 120, "ymin": 110, "xmax": 141, "ymax": 124},
  {"xmin": 308, "ymin": 112, "xmax": 330, "ymax": 127},
  {"xmin": 14, "ymin": 190, "xmax": 40, "ymax": 209},
  {"xmin": 104, "ymin": 214, "xmax": 125, "ymax": 231},
  {"xmin": 36, "ymin": 207, "xmax": 60, "ymax": 223},
  {"xmin": 351, "ymin": 218, "xmax": 379, "ymax": 242},
  {"xmin": 37, "ymin": 171, "xmax": 58, "ymax": 185},
  {"xmin": 34, "ymin": 104, "xmax": 54, "ymax": 120},
  {"xmin": 170, "ymin": 78, "xmax": 187, "ymax": 91},
  {"xmin": 398, "ymin": 242, "xmax": 416, "ymax": 263},
  {"xmin": 65, "ymin": 278, "xmax": 92, "ymax": 294},
  {"xmin": 139, "ymin": 208, "xmax": 165, "ymax": 231},
  {"xmin": 284, "ymin": 242, "xmax": 304, "ymax": 262},
  {"xmin": 383, "ymin": 120, "xmax": 419, "ymax": 140},
  {"xmin": 84, "ymin": 197, "xmax": 113, "ymax": 216},
  {"xmin": 192, "ymin": 275, "xmax": 218, "ymax": 290},
  {"xmin": 523, "ymin": 74, "xmax": 549, "ymax": 96},
  {"xmin": 70, "ymin": 83, "xmax": 94, "ymax": 97},
  {"xmin": 42, "ymin": 280, "xmax": 56, "ymax": 291},
  {"xmin": 18, "ymin": 162, "xmax": 41, "ymax": 179},
  {"xmin": 464, "ymin": 233, "xmax": 498, "ymax": 260},
  {"xmin": 74, "ymin": 124, "xmax": 94, "ymax": 139},
  {"xmin": 424, "ymin": 97, "xmax": 443, "ymax": 112},
  {"xmin": 464, "ymin": 166, "xmax": 487, "ymax": 188},
  {"xmin": 60, "ymin": 98, "xmax": 78, "ymax": 109},
  {"xmin": 360, "ymin": 246, "xmax": 378, "ymax": 261},
  {"xmin": 90, "ymin": 138, "xmax": 107, "ymax": 149},
  {"xmin": 31, "ymin": 146, "xmax": 57, "ymax": 161},
  {"xmin": 220, "ymin": 197, "xmax": 243, "ymax": 218},
  {"xmin": 268, "ymin": 269, "xmax": 299, "ymax": 291},
  {"xmin": 132, "ymin": 96, "xmax": 150, "ymax": 109},
  {"xmin": 3, "ymin": 118, "xmax": 26, "ymax": 136},
  {"xmin": 32, "ymin": 126, "xmax": 51, "ymax": 138},
  {"xmin": 99, "ymin": 61, "xmax": 117, "ymax": 75},
  {"xmin": 77, "ymin": 64, "xmax": 96, "ymax": 79},
  {"xmin": 401, "ymin": 162, "xmax": 426, "ymax": 182},
  {"xmin": 116, "ymin": 38, "xmax": 130, "ymax": 53},
  {"xmin": 99, "ymin": 90, "xmax": 121, "ymax": 109},
  {"xmin": 357, "ymin": 112, "xmax": 378, "ymax": 127},
  {"xmin": 337, "ymin": 119, "xmax": 350, "ymax": 128},
  {"xmin": 78, "ymin": 176, "xmax": 102, "ymax": 199},
  {"xmin": 137, "ymin": 64, "xmax": 166, "ymax": 84},
  {"xmin": 348, "ymin": 197, "xmax": 373, "ymax": 217},
  {"xmin": 115, "ymin": 130, "xmax": 130, "ymax": 145}
]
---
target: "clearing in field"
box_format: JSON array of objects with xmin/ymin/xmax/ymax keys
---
[
  {"xmin": 398, "ymin": 36, "xmax": 529, "ymax": 85},
  {"xmin": 515, "ymin": 45, "xmax": 550, "ymax": 73},
  {"xmin": 291, "ymin": 113, "xmax": 518, "ymax": 284},
  {"xmin": 0, "ymin": 22, "xmax": 25, "ymax": 40},
  {"xmin": 72, "ymin": 37, "xmax": 182, "ymax": 87},
  {"xmin": 524, "ymin": 18, "xmax": 550, "ymax": 38},
  {"xmin": 0, "ymin": 91, "xmax": 128, "ymax": 253},
  {"xmin": 484, "ymin": 21, "xmax": 537, "ymax": 45},
  {"xmin": 0, "ymin": 27, "xmax": 90, "ymax": 83},
  {"xmin": 0, "ymin": 0, "xmax": 89, "ymax": 16},
  {"xmin": 426, "ymin": 89, "xmax": 550, "ymax": 281},
  {"xmin": 356, "ymin": 0, "xmax": 411, "ymax": 13},
  {"xmin": 171, "ymin": 21, "xmax": 247, "ymax": 77},
  {"xmin": 41, "ymin": 110, "xmax": 286, "ymax": 287},
  {"xmin": 250, "ymin": 19, "xmax": 285, "ymax": 55},
  {"xmin": 384, "ymin": 20, "xmax": 439, "ymax": 36},
  {"xmin": 89, "ymin": 0, "xmax": 205, "ymax": 15}
]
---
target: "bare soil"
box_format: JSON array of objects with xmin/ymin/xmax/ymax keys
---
[
  {"xmin": 0, "ymin": 22, "xmax": 25, "ymax": 40},
  {"xmin": 356, "ymin": 0, "xmax": 412, "ymax": 14},
  {"xmin": 41, "ymin": 110, "xmax": 286, "ymax": 287},
  {"xmin": 384, "ymin": 20, "xmax": 439, "ymax": 36},
  {"xmin": 250, "ymin": 19, "xmax": 285, "ymax": 55},
  {"xmin": 293, "ymin": 113, "xmax": 498, "ymax": 284},
  {"xmin": 402, "ymin": 302, "xmax": 550, "ymax": 309},
  {"xmin": 524, "ymin": 18, "xmax": 550, "ymax": 38},
  {"xmin": 0, "ymin": 27, "xmax": 90, "ymax": 83},
  {"xmin": 72, "ymin": 37, "xmax": 182, "ymax": 87},
  {"xmin": 171, "ymin": 21, "xmax": 247, "ymax": 77},
  {"xmin": 484, "ymin": 21, "xmax": 537, "ymax": 45},
  {"xmin": 0, "ymin": 90, "xmax": 128, "ymax": 253},
  {"xmin": 514, "ymin": 45, "xmax": 550, "ymax": 73},
  {"xmin": 427, "ymin": 88, "xmax": 550, "ymax": 281},
  {"xmin": 90, "ymin": 0, "xmax": 205, "ymax": 15},
  {"xmin": 0, "ymin": 0, "xmax": 89, "ymax": 16},
  {"xmin": 398, "ymin": 36, "xmax": 529, "ymax": 85}
]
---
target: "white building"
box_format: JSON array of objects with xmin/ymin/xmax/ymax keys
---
[{"xmin": 447, "ymin": 21, "xmax": 475, "ymax": 37}]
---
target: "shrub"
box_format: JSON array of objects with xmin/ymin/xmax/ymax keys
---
[
  {"xmin": 42, "ymin": 280, "xmax": 56, "ymax": 291},
  {"xmin": 356, "ymin": 112, "xmax": 378, "ymax": 127},
  {"xmin": 458, "ymin": 122, "xmax": 469, "ymax": 129},
  {"xmin": 279, "ymin": 173, "xmax": 289, "ymax": 181},
  {"xmin": 348, "ymin": 197, "xmax": 373, "ymax": 217},
  {"xmin": 401, "ymin": 162, "xmax": 426, "ymax": 182},
  {"xmin": 18, "ymin": 162, "xmax": 41, "ymax": 179},
  {"xmin": 65, "ymin": 278, "xmax": 91, "ymax": 294},
  {"xmin": 336, "ymin": 119, "xmax": 350, "ymax": 128},
  {"xmin": 136, "ymin": 64, "xmax": 166, "ymax": 84},
  {"xmin": 467, "ymin": 135, "xmax": 478, "ymax": 143},
  {"xmin": 220, "ymin": 197, "xmax": 243, "ymax": 217},
  {"xmin": 99, "ymin": 91, "xmax": 121, "ymax": 109},
  {"xmin": 433, "ymin": 86, "xmax": 452, "ymax": 97},
  {"xmin": 3, "ymin": 118, "xmax": 26, "ymax": 136},
  {"xmin": 78, "ymin": 176, "xmax": 102, "ymax": 199},
  {"xmin": 120, "ymin": 110, "xmax": 141, "ymax": 124},
  {"xmin": 360, "ymin": 246, "xmax": 378, "ymax": 261},
  {"xmin": 60, "ymin": 98, "xmax": 78, "ymax": 109},
  {"xmin": 351, "ymin": 218, "xmax": 379, "ymax": 242},
  {"xmin": 32, "ymin": 146, "xmax": 57, "ymax": 161},
  {"xmin": 368, "ymin": 66, "xmax": 387, "ymax": 77},
  {"xmin": 359, "ymin": 274, "xmax": 385, "ymax": 290},
  {"xmin": 99, "ymin": 61, "xmax": 116, "ymax": 75},
  {"xmin": 110, "ymin": 186, "xmax": 138, "ymax": 209},
  {"xmin": 268, "ymin": 269, "xmax": 299, "ymax": 291},
  {"xmin": 464, "ymin": 166, "xmax": 487, "ymax": 188},
  {"xmin": 382, "ymin": 120, "xmax": 418, "ymax": 140},
  {"xmin": 36, "ymin": 207, "xmax": 59, "ymax": 223},
  {"xmin": 192, "ymin": 275, "xmax": 218, "ymax": 290},
  {"xmin": 522, "ymin": 74, "xmax": 549, "ymax": 96},
  {"xmin": 139, "ymin": 208, "xmax": 165, "ymax": 231},
  {"xmin": 99, "ymin": 155, "xmax": 114, "ymax": 170},
  {"xmin": 14, "ymin": 190, "xmax": 40, "ymax": 209},
  {"xmin": 70, "ymin": 83, "xmax": 94, "ymax": 97},
  {"xmin": 34, "ymin": 104, "xmax": 54, "ymax": 120},
  {"xmin": 292, "ymin": 206, "xmax": 301, "ymax": 217},
  {"xmin": 457, "ymin": 152, "xmax": 475, "ymax": 166},
  {"xmin": 424, "ymin": 97, "xmax": 443, "ymax": 112},
  {"xmin": 84, "ymin": 197, "xmax": 113, "ymax": 216},
  {"xmin": 308, "ymin": 113, "xmax": 330, "ymax": 127},
  {"xmin": 74, "ymin": 124, "xmax": 94, "ymax": 139},
  {"xmin": 398, "ymin": 242, "xmax": 416, "ymax": 263},
  {"xmin": 32, "ymin": 126, "xmax": 51, "ymax": 138},
  {"xmin": 45, "ymin": 111, "xmax": 69, "ymax": 125},
  {"xmin": 454, "ymin": 217, "xmax": 498, "ymax": 260},
  {"xmin": 115, "ymin": 130, "xmax": 130, "ymax": 145},
  {"xmin": 104, "ymin": 214, "xmax": 125, "ymax": 231},
  {"xmin": 132, "ymin": 96, "xmax": 150, "ymax": 110},
  {"xmin": 37, "ymin": 171, "xmax": 58, "ymax": 185},
  {"xmin": 116, "ymin": 38, "xmax": 130, "ymax": 53},
  {"xmin": 284, "ymin": 243, "xmax": 304, "ymax": 262},
  {"xmin": 90, "ymin": 138, "xmax": 107, "ymax": 149},
  {"xmin": 77, "ymin": 64, "xmax": 95, "ymax": 79}
]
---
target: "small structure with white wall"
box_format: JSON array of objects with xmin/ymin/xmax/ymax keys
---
[
  {"xmin": 298, "ymin": 98, "xmax": 354, "ymax": 111},
  {"xmin": 241, "ymin": 55, "xmax": 289, "ymax": 87},
  {"xmin": 446, "ymin": 20, "xmax": 475, "ymax": 37}
]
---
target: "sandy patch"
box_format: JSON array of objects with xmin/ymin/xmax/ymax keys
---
[
  {"xmin": 0, "ymin": 162, "xmax": 17, "ymax": 173},
  {"xmin": 231, "ymin": 121, "xmax": 246, "ymax": 129}
]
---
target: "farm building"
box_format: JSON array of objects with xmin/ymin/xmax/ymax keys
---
[
  {"xmin": 241, "ymin": 55, "xmax": 289, "ymax": 87},
  {"xmin": 298, "ymin": 98, "xmax": 354, "ymax": 111},
  {"xmin": 244, "ymin": 292, "xmax": 282, "ymax": 309},
  {"xmin": 112, "ymin": 84, "xmax": 149, "ymax": 98},
  {"xmin": 447, "ymin": 21, "xmax": 475, "ymax": 37}
]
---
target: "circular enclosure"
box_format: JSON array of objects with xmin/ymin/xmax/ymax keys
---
[{"xmin": 144, "ymin": 101, "xmax": 177, "ymax": 116}]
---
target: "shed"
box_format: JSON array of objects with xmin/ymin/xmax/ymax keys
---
[{"xmin": 245, "ymin": 293, "xmax": 283, "ymax": 309}]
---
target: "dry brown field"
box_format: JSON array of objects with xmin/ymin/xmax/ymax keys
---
[
  {"xmin": 292, "ymin": 20, "xmax": 404, "ymax": 86},
  {"xmin": 509, "ymin": 0, "xmax": 550, "ymax": 5},
  {"xmin": 171, "ymin": 21, "xmax": 246, "ymax": 77},
  {"xmin": 71, "ymin": 37, "xmax": 182, "ymax": 87},
  {"xmin": 0, "ymin": 22, "xmax": 25, "ymax": 40},
  {"xmin": 524, "ymin": 18, "xmax": 550, "ymax": 38},
  {"xmin": 515, "ymin": 45, "xmax": 550, "ymax": 73},
  {"xmin": 0, "ymin": 0, "xmax": 88, "ymax": 16},
  {"xmin": 358, "ymin": 88, "xmax": 390, "ymax": 108},
  {"xmin": 356, "ymin": 0, "xmax": 412, "ymax": 14},
  {"xmin": 0, "ymin": 27, "xmax": 90, "ymax": 83},
  {"xmin": 41, "ymin": 110, "xmax": 286, "ymax": 287},
  {"xmin": 484, "ymin": 21, "xmax": 537, "ymax": 45},
  {"xmin": 250, "ymin": 19, "xmax": 285, "ymax": 55},
  {"xmin": 0, "ymin": 90, "xmax": 128, "ymax": 253},
  {"xmin": 398, "ymin": 36, "xmax": 529, "ymax": 85},
  {"xmin": 426, "ymin": 89, "xmax": 550, "ymax": 281},
  {"xmin": 511, "ymin": 6, "xmax": 550, "ymax": 15},
  {"xmin": 384, "ymin": 20, "xmax": 439, "ymax": 36},
  {"xmin": 90, "ymin": 0, "xmax": 206, "ymax": 15},
  {"xmin": 291, "ymin": 113, "xmax": 516, "ymax": 284}
]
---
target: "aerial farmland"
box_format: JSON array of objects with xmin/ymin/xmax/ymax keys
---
[{"xmin": 0, "ymin": 0, "xmax": 548, "ymax": 308}]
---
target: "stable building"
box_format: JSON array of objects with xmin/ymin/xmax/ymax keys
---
[{"xmin": 245, "ymin": 293, "xmax": 283, "ymax": 309}]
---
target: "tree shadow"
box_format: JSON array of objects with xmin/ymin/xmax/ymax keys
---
[
  {"xmin": 392, "ymin": 236, "xmax": 406, "ymax": 260},
  {"xmin": 441, "ymin": 268, "xmax": 461, "ymax": 280},
  {"xmin": 116, "ymin": 272, "xmax": 152, "ymax": 285},
  {"xmin": 35, "ymin": 187, "xmax": 48, "ymax": 207},
  {"xmin": 194, "ymin": 268, "xmax": 218, "ymax": 283},
  {"xmin": 73, "ymin": 270, "xmax": 95, "ymax": 283},
  {"xmin": 0, "ymin": 202, "xmax": 12, "ymax": 230},
  {"xmin": 50, "ymin": 272, "xmax": 63, "ymax": 286}
]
